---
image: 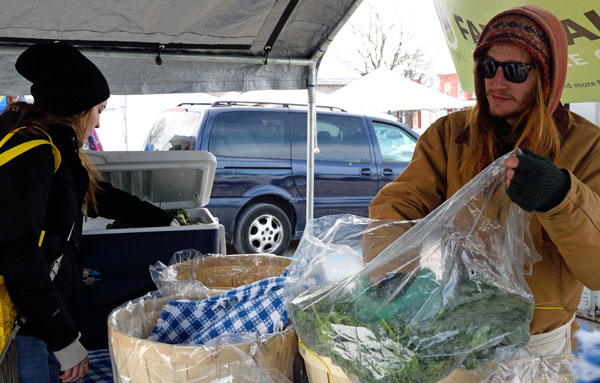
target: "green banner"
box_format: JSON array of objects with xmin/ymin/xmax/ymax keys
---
[{"xmin": 433, "ymin": 0, "xmax": 600, "ymax": 103}]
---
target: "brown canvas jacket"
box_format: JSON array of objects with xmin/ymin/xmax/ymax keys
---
[{"xmin": 369, "ymin": 108, "xmax": 600, "ymax": 337}]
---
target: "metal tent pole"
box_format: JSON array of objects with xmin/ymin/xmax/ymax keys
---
[{"xmin": 306, "ymin": 64, "xmax": 317, "ymax": 222}]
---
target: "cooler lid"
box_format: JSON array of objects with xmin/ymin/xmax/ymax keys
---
[{"xmin": 86, "ymin": 151, "xmax": 216, "ymax": 209}]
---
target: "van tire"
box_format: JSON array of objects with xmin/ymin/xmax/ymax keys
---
[{"xmin": 233, "ymin": 203, "xmax": 291, "ymax": 255}]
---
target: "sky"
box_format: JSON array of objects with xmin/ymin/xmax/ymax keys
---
[{"xmin": 318, "ymin": 0, "xmax": 456, "ymax": 80}]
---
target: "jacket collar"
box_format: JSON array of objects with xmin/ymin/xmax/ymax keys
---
[{"xmin": 47, "ymin": 123, "xmax": 80, "ymax": 155}]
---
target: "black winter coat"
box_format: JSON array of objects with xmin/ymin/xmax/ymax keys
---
[{"xmin": 0, "ymin": 119, "xmax": 173, "ymax": 351}]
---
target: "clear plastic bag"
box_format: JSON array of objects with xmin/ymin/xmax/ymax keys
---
[
  {"xmin": 285, "ymin": 152, "xmax": 540, "ymax": 383},
  {"xmin": 573, "ymin": 326, "xmax": 600, "ymax": 383},
  {"xmin": 150, "ymin": 249, "xmax": 291, "ymax": 297},
  {"xmin": 481, "ymin": 345, "xmax": 574, "ymax": 382}
]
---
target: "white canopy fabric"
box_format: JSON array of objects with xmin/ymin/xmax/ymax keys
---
[
  {"xmin": 0, "ymin": 0, "xmax": 362, "ymax": 95},
  {"xmin": 328, "ymin": 67, "xmax": 471, "ymax": 112}
]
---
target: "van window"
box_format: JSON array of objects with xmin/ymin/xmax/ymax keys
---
[
  {"xmin": 291, "ymin": 114, "xmax": 371, "ymax": 162},
  {"xmin": 209, "ymin": 111, "xmax": 290, "ymax": 159},
  {"xmin": 145, "ymin": 108, "xmax": 205, "ymax": 151},
  {"xmin": 373, "ymin": 122, "xmax": 417, "ymax": 163}
]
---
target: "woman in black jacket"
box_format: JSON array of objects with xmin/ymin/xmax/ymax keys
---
[{"xmin": 0, "ymin": 42, "xmax": 175, "ymax": 382}]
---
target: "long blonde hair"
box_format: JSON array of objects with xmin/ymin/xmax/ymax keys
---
[{"xmin": 458, "ymin": 74, "xmax": 562, "ymax": 183}]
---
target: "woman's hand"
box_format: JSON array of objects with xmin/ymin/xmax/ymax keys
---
[{"xmin": 59, "ymin": 356, "xmax": 89, "ymax": 382}]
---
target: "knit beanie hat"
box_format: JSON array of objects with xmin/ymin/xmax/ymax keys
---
[
  {"xmin": 473, "ymin": 12, "xmax": 551, "ymax": 101},
  {"xmin": 15, "ymin": 42, "xmax": 110, "ymax": 116}
]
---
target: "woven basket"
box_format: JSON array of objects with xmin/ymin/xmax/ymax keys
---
[
  {"xmin": 169, "ymin": 254, "xmax": 291, "ymax": 288},
  {"xmin": 298, "ymin": 341, "xmax": 356, "ymax": 383},
  {"xmin": 109, "ymin": 290, "xmax": 297, "ymax": 382},
  {"xmin": 110, "ymin": 255, "xmax": 295, "ymax": 382}
]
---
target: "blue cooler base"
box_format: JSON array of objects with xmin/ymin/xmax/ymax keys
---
[{"xmin": 79, "ymin": 225, "xmax": 219, "ymax": 349}]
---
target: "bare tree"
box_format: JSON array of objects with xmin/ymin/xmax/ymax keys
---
[{"xmin": 348, "ymin": 5, "xmax": 432, "ymax": 84}]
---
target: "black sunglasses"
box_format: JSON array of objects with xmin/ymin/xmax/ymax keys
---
[{"xmin": 477, "ymin": 57, "xmax": 535, "ymax": 83}]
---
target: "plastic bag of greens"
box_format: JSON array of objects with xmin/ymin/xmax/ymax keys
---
[{"xmin": 284, "ymin": 151, "xmax": 540, "ymax": 383}]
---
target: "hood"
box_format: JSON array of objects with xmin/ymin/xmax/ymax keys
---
[{"xmin": 473, "ymin": 5, "xmax": 567, "ymax": 114}]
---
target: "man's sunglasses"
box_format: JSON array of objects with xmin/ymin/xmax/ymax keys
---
[{"xmin": 477, "ymin": 57, "xmax": 535, "ymax": 83}]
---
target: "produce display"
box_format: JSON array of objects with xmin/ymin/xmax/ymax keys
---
[
  {"xmin": 290, "ymin": 265, "xmax": 533, "ymax": 382},
  {"xmin": 286, "ymin": 153, "xmax": 539, "ymax": 383}
]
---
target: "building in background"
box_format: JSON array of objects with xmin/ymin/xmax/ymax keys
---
[{"xmin": 438, "ymin": 73, "xmax": 475, "ymax": 101}]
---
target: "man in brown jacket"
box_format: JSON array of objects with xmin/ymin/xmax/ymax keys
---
[{"xmin": 369, "ymin": 5, "xmax": 600, "ymax": 355}]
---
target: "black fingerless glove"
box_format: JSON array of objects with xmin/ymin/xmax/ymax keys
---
[{"xmin": 506, "ymin": 149, "xmax": 570, "ymax": 212}]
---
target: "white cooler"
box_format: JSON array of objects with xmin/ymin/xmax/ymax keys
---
[{"xmin": 79, "ymin": 150, "xmax": 221, "ymax": 349}]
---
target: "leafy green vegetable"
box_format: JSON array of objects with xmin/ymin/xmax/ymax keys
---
[
  {"xmin": 168, "ymin": 208, "xmax": 192, "ymax": 225},
  {"xmin": 290, "ymin": 269, "xmax": 533, "ymax": 383}
]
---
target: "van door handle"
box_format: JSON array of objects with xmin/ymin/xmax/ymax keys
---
[
  {"xmin": 360, "ymin": 168, "xmax": 372, "ymax": 176},
  {"xmin": 381, "ymin": 169, "xmax": 394, "ymax": 177}
]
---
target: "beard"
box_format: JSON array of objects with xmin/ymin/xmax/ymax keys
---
[{"xmin": 486, "ymin": 89, "xmax": 534, "ymax": 124}]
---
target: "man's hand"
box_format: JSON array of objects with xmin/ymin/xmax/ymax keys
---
[
  {"xmin": 59, "ymin": 356, "xmax": 89, "ymax": 382},
  {"xmin": 503, "ymin": 149, "xmax": 570, "ymax": 212},
  {"xmin": 504, "ymin": 156, "xmax": 519, "ymax": 187}
]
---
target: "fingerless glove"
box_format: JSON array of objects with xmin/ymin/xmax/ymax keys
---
[{"xmin": 506, "ymin": 149, "xmax": 570, "ymax": 212}]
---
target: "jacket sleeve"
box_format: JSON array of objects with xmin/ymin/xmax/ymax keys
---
[
  {"xmin": 91, "ymin": 180, "xmax": 175, "ymax": 227},
  {"xmin": 365, "ymin": 121, "xmax": 449, "ymax": 262},
  {"xmin": 0, "ymin": 144, "xmax": 80, "ymax": 352},
  {"xmin": 369, "ymin": 121, "xmax": 449, "ymax": 221},
  {"xmin": 536, "ymin": 154, "xmax": 600, "ymax": 290}
]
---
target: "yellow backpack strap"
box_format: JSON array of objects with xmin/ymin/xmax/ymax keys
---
[
  {"xmin": 0, "ymin": 126, "xmax": 63, "ymax": 248},
  {"xmin": 0, "ymin": 126, "xmax": 61, "ymax": 172}
]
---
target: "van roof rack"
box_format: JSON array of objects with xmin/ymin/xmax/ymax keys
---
[
  {"xmin": 177, "ymin": 102, "xmax": 213, "ymax": 107},
  {"xmin": 211, "ymin": 100, "xmax": 347, "ymax": 113}
]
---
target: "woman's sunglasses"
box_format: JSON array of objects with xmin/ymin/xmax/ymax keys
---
[{"xmin": 477, "ymin": 57, "xmax": 535, "ymax": 83}]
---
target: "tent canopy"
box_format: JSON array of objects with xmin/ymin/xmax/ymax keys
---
[
  {"xmin": 0, "ymin": 0, "xmax": 365, "ymax": 221},
  {"xmin": 0, "ymin": 0, "xmax": 362, "ymax": 95},
  {"xmin": 328, "ymin": 67, "xmax": 471, "ymax": 112}
]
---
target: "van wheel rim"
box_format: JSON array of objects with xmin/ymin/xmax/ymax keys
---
[{"xmin": 247, "ymin": 214, "xmax": 283, "ymax": 253}]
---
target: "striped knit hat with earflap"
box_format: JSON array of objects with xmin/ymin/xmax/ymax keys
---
[{"xmin": 473, "ymin": 13, "xmax": 551, "ymax": 101}]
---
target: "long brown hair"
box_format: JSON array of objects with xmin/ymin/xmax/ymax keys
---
[
  {"xmin": 72, "ymin": 108, "xmax": 103, "ymax": 214},
  {"xmin": 2, "ymin": 102, "xmax": 102, "ymax": 215},
  {"xmin": 458, "ymin": 73, "xmax": 562, "ymax": 183}
]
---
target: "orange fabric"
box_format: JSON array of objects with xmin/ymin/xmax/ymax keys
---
[{"xmin": 368, "ymin": 110, "xmax": 600, "ymax": 339}]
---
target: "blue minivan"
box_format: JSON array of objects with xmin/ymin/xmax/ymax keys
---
[{"xmin": 144, "ymin": 101, "xmax": 419, "ymax": 254}]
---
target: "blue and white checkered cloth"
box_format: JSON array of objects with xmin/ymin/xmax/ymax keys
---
[
  {"xmin": 82, "ymin": 349, "xmax": 113, "ymax": 383},
  {"xmin": 148, "ymin": 277, "xmax": 288, "ymax": 345}
]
